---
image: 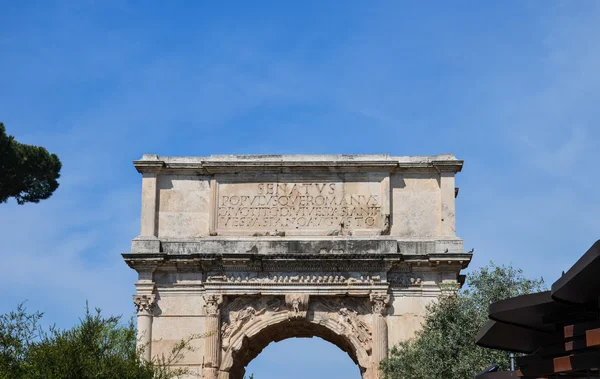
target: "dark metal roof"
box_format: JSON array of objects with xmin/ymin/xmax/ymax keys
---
[
  {"xmin": 475, "ymin": 320, "xmax": 548, "ymax": 354},
  {"xmin": 488, "ymin": 291, "xmax": 566, "ymax": 332},
  {"xmin": 551, "ymin": 240, "xmax": 600, "ymax": 305},
  {"xmin": 475, "ymin": 240, "xmax": 600, "ymax": 378}
]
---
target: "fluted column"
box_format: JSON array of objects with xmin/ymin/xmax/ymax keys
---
[
  {"xmin": 133, "ymin": 294, "xmax": 156, "ymax": 361},
  {"xmin": 203, "ymin": 294, "xmax": 223, "ymax": 379},
  {"xmin": 370, "ymin": 293, "xmax": 390, "ymax": 376}
]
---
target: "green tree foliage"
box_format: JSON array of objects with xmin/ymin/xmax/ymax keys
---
[
  {"xmin": 0, "ymin": 304, "xmax": 43, "ymax": 378},
  {"xmin": 0, "ymin": 123, "xmax": 62, "ymax": 204},
  {"xmin": 0, "ymin": 303, "xmax": 199, "ymax": 379},
  {"xmin": 380, "ymin": 263, "xmax": 545, "ymax": 379}
]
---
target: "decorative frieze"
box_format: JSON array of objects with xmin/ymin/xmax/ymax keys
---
[
  {"xmin": 387, "ymin": 273, "xmax": 423, "ymax": 286},
  {"xmin": 206, "ymin": 272, "xmax": 384, "ymax": 285}
]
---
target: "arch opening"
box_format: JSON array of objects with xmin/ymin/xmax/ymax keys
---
[
  {"xmin": 245, "ymin": 335, "xmax": 363, "ymax": 379},
  {"xmin": 221, "ymin": 317, "xmax": 370, "ymax": 379}
]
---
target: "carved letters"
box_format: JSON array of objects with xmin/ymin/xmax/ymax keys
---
[{"xmin": 216, "ymin": 182, "xmax": 383, "ymax": 232}]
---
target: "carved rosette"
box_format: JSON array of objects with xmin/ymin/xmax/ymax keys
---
[
  {"xmin": 285, "ymin": 294, "xmax": 309, "ymax": 319},
  {"xmin": 369, "ymin": 293, "xmax": 390, "ymax": 316},
  {"xmin": 204, "ymin": 294, "xmax": 223, "ymax": 317},
  {"xmin": 133, "ymin": 294, "xmax": 156, "ymax": 315}
]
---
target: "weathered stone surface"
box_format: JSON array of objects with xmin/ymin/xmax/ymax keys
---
[
  {"xmin": 157, "ymin": 175, "xmax": 211, "ymax": 238},
  {"xmin": 215, "ymin": 175, "xmax": 386, "ymax": 236},
  {"xmin": 124, "ymin": 154, "xmax": 471, "ymax": 379}
]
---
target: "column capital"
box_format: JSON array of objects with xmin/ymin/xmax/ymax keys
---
[
  {"xmin": 133, "ymin": 294, "xmax": 156, "ymax": 315},
  {"xmin": 370, "ymin": 293, "xmax": 390, "ymax": 315},
  {"xmin": 204, "ymin": 294, "xmax": 223, "ymax": 316}
]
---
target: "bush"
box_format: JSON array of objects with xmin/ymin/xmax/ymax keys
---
[
  {"xmin": 380, "ymin": 263, "xmax": 545, "ymax": 379},
  {"xmin": 0, "ymin": 303, "xmax": 198, "ymax": 379}
]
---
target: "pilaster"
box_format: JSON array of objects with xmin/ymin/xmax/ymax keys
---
[
  {"xmin": 370, "ymin": 293, "xmax": 390, "ymax": 377},
  {"xmin": 203, "ymin": 294, "xmax": 223, "ymax": 379},
  {"xmin": 440, "ymin": 171, "xmax": 456, "ymax": 236},
  {"xmin": 140, "ymin": 172, "xmax": 159, "ymax": 237},
  {"xmin": 133, "ymin": 294, "xmax": 156, "ymax": 361}
]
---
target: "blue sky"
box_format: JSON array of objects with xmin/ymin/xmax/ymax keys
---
[{"xmin": 1, "ymin": 1, "xmax": 599, "ymax": 378}]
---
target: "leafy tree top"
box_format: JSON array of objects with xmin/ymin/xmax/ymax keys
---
[
  {"xmin": 0, "ymin": 303, "xmax": 202, "ymax": 379},
  {"xmin": 381, "ymin": 262, "xmax": 545, "ymax": 379},
  {"xmin": 0, "ymin": 122, "xmax": 62, "ymax": 204}
]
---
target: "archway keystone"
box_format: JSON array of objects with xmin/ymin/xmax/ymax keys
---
[{"xmin": 123, "ymin": 154, "xmax": 471, "ymax": 379}]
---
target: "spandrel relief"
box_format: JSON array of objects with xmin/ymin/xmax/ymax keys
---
[
  {"xmin": 219, "ymin": 295, "xmax": 376, "ymax": 352},
  {"xmin": 220, "ymin": 296, "xmax": 285, "ymax": 350}
]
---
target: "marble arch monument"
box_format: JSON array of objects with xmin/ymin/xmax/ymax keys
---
[{"xmin": 123, "ymin": 154, "xmax": 471, "ymax": 379}]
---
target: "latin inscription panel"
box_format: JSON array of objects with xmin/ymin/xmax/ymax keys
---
[{"xmin": 214, "ymin": 177, "xmax": 387, "ymax": 236}]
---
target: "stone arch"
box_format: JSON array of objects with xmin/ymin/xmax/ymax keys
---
[{"xmin": 218, "ymin": 311, "xmax": 373, "ymax": 379}]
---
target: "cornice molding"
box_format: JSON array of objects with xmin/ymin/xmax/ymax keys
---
[{"xmin": 132, "ymin": 154, "xmax": 463, "ymax": 174}]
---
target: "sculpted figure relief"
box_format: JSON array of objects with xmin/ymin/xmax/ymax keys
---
[
  {"xmin": 388, "ymin": 272, "xmax": 423, "ymax": 286},
  {"xmin": 220, "ymin": 296, "xmax": 285, "ymax": 350},
  {"xmin": 285, "ymin": 294, "xmax": 309, "ymax": 319},
  {"xmin": 221, "ymin": 306, "xmax": 263, "ymax": 350},
  {"xmin": 313, "ymin": 296, "xmax": 371, "ymax": 315},
  {"xmin": 206, "ymin": 272, "xmax": 384, "ymax": 285},
  {"xmin": 338, "ymin": 307, "xmax": 372, "ymax": 346},
  {"xmin": 219, "ymin": 295, "xmax": 375, "ymax": 352}
]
